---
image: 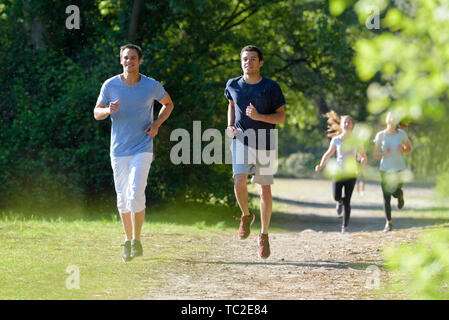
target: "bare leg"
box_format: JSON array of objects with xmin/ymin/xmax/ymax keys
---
[
  {"xmin": 259, "ymin": 184, "xmax": 272, "ymax": 234},
  {"xmin": 131, "ymin": 209, "xmax": 146, "ymax": 241},
  {"xmin": 120, "ymin": 212, "xmax": 133, "ymax": 241},
  {"xmin": 234, "ymin": 174, "xmax": 250, "ymax": 216}
]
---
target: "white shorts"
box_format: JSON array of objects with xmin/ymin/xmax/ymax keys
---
[{"xmin": 110, "ymin": 152, "xmax": 153, "ymax": 214}]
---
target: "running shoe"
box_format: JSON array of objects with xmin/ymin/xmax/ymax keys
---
[
  {"xmin": 341, "ymin": 226, "xmax": 348, "ymax": 233},
  {"xmin": 258, "ymin": 234, "xmax": 270, "ymax": 259},
  {"xmin": 383, "ymin": 223, "xmax": 393, "ymax": 232},
  {"xmin": 336, "ymin": 202, "xmax": 343, "ymax": 217},
  {"xmin": 235, "ymin": 213, "xmax": 255, "ymax": 240},
  {"xmin": 131, "ymin": 239, "xmax": 143, "ymax": 258},
  {"xmin": 122, "ymin": 240, "xmax": 132, "ymax": 262}
]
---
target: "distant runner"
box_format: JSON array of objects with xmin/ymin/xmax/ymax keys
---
[
  {"xmin": 315, "ymin": 111, "xmax": 367, "ymax": 233},
  {"xmin": 373, "ymin": 112, "xmax": 412, "ymax": 232}
]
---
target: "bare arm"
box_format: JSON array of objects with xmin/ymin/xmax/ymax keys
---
[
  {"xmin": 228, "ymin": 100, "xmax": 235, "ymax": 127},
  {"xmin": 145, "ymin": 92, "xmax": 174, "ymax": 137},
  {"xmin": 315, "ymin": 144, "xmax": 337, "ymax": 172},
  {"xmin": 398, "ymin": 141, "xmax": 412, "ymax": 154},
  {"xmin": 358, "ymin": 149, "xmax": 368, "ymax": 165},
  {"xmin": 93, "ymin": 99, "xmax": 119, "ymax": 120},
  {"xmin": 246, "ymin": 104, "xmax": 285, "ymax": 124},
  {"xmin": 226, "ymin": 100, "xmax": 237, "ymax": 137},
  {"xmin": 373, "ymin": 143, "xmax": 390, "ymax": 159}
]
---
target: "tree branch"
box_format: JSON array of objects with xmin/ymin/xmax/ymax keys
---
[{"xmin": 218, "ymin": 3, "xmax": 260, "ymax": 32}]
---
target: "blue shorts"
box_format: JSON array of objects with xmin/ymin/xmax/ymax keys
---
[{"xmin": 230, "ymin": 139, "xmax": 276, "ymax": 185}]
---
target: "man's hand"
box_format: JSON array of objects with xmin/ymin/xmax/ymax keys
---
[
  {"xmin": 226, "ymin": 125, "xmax": 236, "ymax": 138},
  {"xmin": 109, "ymin": 99, "xmax": 120, "ymax": 115},
  {"xmin": 315, "ymin": 164, "xmax": 323, "ymax": 172},
  {"xmin": 145, "ymin": 121, "xmax": 160, "ymax": 137},
  {"xmin": 246, "ymin": 103, "xmax": 260, "ymax": 121}
]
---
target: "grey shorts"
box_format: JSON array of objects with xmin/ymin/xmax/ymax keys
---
[{"xmin": 230, "ymin": 139, "xmax": 276, "ymax": 185}]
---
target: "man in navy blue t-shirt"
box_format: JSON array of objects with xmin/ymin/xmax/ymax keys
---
[{"xmin": 224, "ymin": 45, "xmax": 285, "ymax": 259}]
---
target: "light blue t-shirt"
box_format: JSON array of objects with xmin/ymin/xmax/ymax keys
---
[
  {"xmin": 97, "ymin": 74, "xmax": 166, "ymax": 157},
  {"xmin": 373, "ymin": 129, "xmax": 409, "ymax": 172},
  {"xmin": 330, "ymin": 135, "xmax": 357, "ymax": 167}
]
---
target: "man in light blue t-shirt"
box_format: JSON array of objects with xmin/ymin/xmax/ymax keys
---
[{"xmin": 94, "ymin": 44, "xmax": 174, "ymax": 262}]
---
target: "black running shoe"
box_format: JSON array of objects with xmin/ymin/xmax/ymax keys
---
[
  {"xmin": 131, "ymin": 239, "xmax": 143, "ymax": 258},
  {"xmin": 122, "ymin": 240, "xmax": 132, "ymax": 262}
]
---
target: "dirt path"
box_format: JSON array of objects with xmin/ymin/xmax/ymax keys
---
[{"xmin": 143, "ymin": 178, "xmax": 449, "ymax": 300}]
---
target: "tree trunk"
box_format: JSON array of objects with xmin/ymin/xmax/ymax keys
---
[
  {"xmin": 128, "ymin": 0, "xmax": 143, "ymax": 42},
  {"xmin": 316, "ymin": 96, "xmax": 329, "ymax": 115},
  {"xmin": 24, "ymin": 1, "xmax": 45, "ymax": 50}
]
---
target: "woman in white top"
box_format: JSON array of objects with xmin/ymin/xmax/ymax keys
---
[
  {"xmin": 373, "ymin": 112, "xmax": 412, "ymax": 232},
  {"xmin": 315, "ymin": 111, "xmax": 367, "ymax": 233}
]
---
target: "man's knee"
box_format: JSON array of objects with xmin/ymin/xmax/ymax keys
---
[
  {"xmin": 259, "ymin": 185, "xmax": 272, "ymax": 201},
  {"xmin": 234, "ymin": 174, "xmax": 247, "ymax": 189}
]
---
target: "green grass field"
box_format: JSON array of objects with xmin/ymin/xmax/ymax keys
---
[
  {"xmin": 0, "ymin": 204, "xmax": 230, "ymax": 300},
  {"xmin": 2, "ymin": 179, "xmax": 447, "ymax": 300},
  {"xmin": 0, "ymin": 197, "xmax": 286, "ymax": 300}
]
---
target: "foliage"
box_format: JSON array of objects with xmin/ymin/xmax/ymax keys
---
[
  {"xmin": 351, "ymin": 0, "xmax": 449, "ymax": 121},
  {"xmin": 384, "ymin": 228, "xmax": 449, "ymax": 299},
  {"xmin": 329, "ymin": 0, "xmax": 449, "ymax": 300},
  {"xmin": 0, "ymin": 0, "xmax": 370, "ymax": 210},
  {"xmin": 436, "ymin": 172, "xmax": 449, "ymax": 198},
  {"xmin": 277, "ymin": 151, "xmax": 317, "ymax": 178},
  {"xmin": 328, "ymin": 0, "xmax": 449, "ymax": 180}
]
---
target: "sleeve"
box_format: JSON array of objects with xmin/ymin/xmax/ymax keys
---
[
  {"xmin": 224, "ymin": 80, "xmax": 233, "ymax": 101},
  {"xmin": 270, "ymin": 82, "xmax": 286, "ymax": 110},
  {"xmin": 96, "ymin": 81, "xmax": 110, "ymax": 106},
  {"xmin": 330, "ymin": 137, "xmax": 337, "ymax": 148},
  {"xmin": 373, "ymin": 132, "xmax": 382, "ymax": 146},
  {"xmin": 154, "ymin": 81, "xmax": 167, "ymax": 102}
]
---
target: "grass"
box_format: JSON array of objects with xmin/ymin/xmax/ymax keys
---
[{"xmin": 0, "ymin": 198, "xmax": 287, "ymax": 300}]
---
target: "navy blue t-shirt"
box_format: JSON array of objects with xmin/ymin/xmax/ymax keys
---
[{"xmin": 224, "ymin": 76, "xmax": 285, "ymax": 150}]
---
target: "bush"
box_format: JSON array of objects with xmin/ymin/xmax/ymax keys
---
[
  {"xmin": 383, "ymin": 229, "xmax": 449, "ymax": 299},
  {"xmin": 436, "ymin": 172, "xmax": 449, "ymax": 198},
  {"xmin": 277, "ymin": 152, "xmax": 317, "ymax": 178}
]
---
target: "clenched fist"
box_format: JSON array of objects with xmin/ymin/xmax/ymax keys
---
[
  {"xmin": 245, "ymin": 103, "xmax": 260, "ymax": 121},
  {"xmin": 109, "ymin": 99, "xmax": 120, "ymax": 115}
]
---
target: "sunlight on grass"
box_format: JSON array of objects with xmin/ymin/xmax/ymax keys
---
[{"xmin": 0, "ymin": 204, "xmax": 241, "ymax": 300}]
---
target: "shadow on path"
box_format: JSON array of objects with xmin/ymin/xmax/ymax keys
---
[
  {"xmin": 269, "ymin": 209, "xmax": 449, "ymax": 233},
  {"xmin": 272, "ymin": 196, "xmax": 385, "ymax": 211},
  {"xmin": 173, "ymin": 258, "xmax": 383, "ymax": 271}
]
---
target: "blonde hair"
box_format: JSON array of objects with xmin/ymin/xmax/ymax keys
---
[
  {"xmin": 324, "ymin": 110, "xmax": 353, "ymax": 138},
  {"xmin": 385, "ymin": 111, "xmax": 398, "ymax": 127}
]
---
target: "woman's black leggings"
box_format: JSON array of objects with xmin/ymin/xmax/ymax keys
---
[
  {"xmin": 381, "ymin": 171, "xmax": 403, "ymax": 221},
  {"xmin": 333, "ymin": 178, "xmax": 357, "ymax": 227}
]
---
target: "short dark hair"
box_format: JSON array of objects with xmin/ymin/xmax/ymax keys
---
[
  {"xmin": 120, "ymin": 44, "xmax": 143, "ymax": 60},
  {"xmin": 240, "ymin": 45, "xmax": 263, "ymax": 61}
]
